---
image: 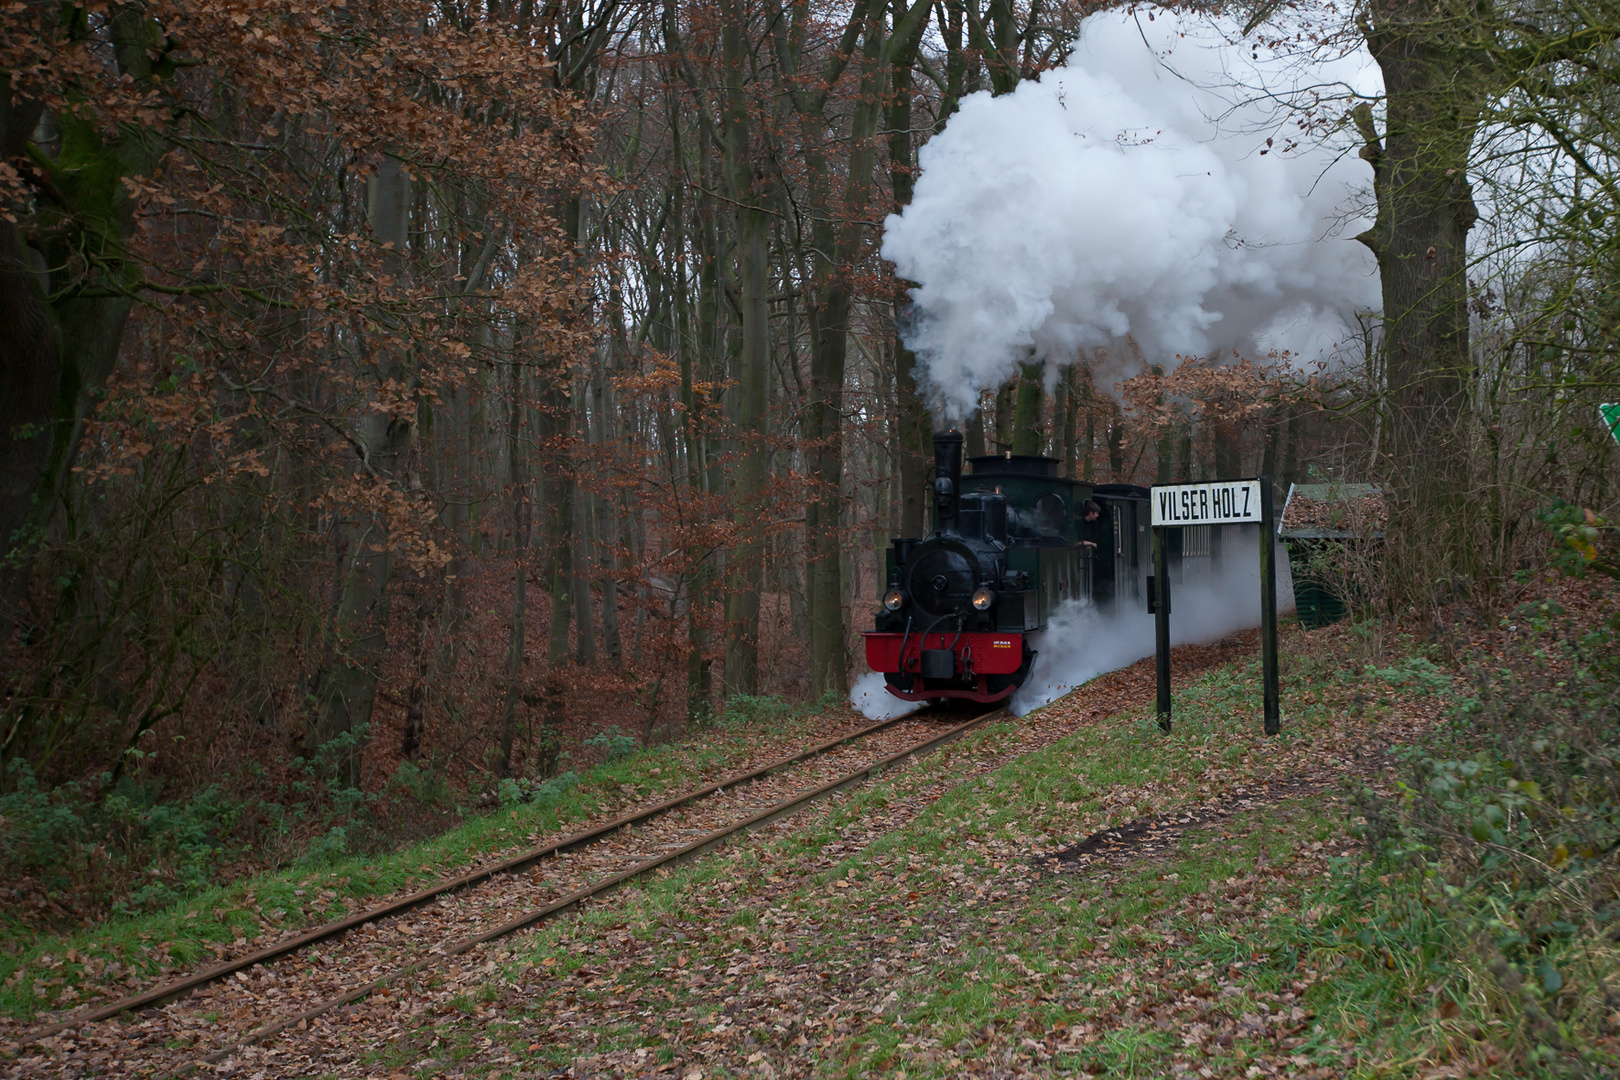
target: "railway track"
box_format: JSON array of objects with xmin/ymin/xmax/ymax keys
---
[{"xmin": 12, "ymin": 703, "xmax": 1007, "ymax": 1075}]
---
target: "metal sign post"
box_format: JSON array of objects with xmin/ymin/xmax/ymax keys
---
[
  {"xmin": 1259, "ymin": 480, "xmax": 1280, "ymax": 734},
  {"xmin": 1152, "ymin": 527, "xmax": 1171, "ymax": 732},
  {"xmin": 1148, "ymin": 477, "xmax": 1282, "ymax": 735}
]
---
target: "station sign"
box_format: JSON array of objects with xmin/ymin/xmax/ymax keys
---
[
  {"xmin": 1147, "ymin": 475, "xmax": 1280, "ymax": 736},
  {"xmin": 1150, "ymin": 479, "xmax": 1264, "ymax": 528},
  {"xmin": 1603, "ymin": 403, "xmax": 1620, "ymax": 448}
]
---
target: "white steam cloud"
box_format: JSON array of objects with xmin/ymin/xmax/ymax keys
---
[
  {"xmin": 850, "ymin": 671, "xmax": 926, "ymax": 721},
  {"xmin": 882, "ymin": 11, "xmax": 1382, "ymax": 420},
  {"xmin": 1010, "ymin": 533, "xmax": 1294, "ymax": 717}
]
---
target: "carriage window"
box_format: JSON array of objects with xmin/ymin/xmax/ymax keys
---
[{"xmin": 1031, "ymin": 493, "xmax": 1066, "ymax": 536}]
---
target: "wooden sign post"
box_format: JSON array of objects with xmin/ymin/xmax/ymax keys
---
[{"xmin": 1148, "ymin": 477, "xmax": 1281, "ymax": 735}]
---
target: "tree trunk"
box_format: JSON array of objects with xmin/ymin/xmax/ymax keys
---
[
  {"xmin": 542, "ymin": 386, "xmax": 574, "ymax": 765},
  {"xmin": 798, "ymin": 0, "xmax": 894, "ymax": 699},
  {"xmin": 722, "ymin": 222, "xmax": 768, "ymax": 695},
  {"xmin": 0, "ymin": 10, "xmax": 166, "ymax": 635},
  {"xmin": 718, "ymin": 0, "xmax": 769, "ymax": 698},
  {"xmin": 1213, "ymin": 413, "xmax": 1242, "ymax": 478},
  {"xmin": 1011, "ymin": 359, "xmax": 1044, "ymax": 455},
  {"xmin": 890, "ymin": 0, "xmax": 931, "ymax": 540},
  {"xmin": 1280, "ymin": 409, "xmax": 1302, "ymax": 490},
  {"xmin": 498, "ymin": 362, "xmax": 529, "ymax": 778},
  {"xmin": 573, "ymin": 387, "xmax": 597, "ymax": 667},
  {"xmin": 1356, "ymin": 5, "xmax": 1483, "ymax": 597},
  {"xmin": 1157, "ymin": 399, "xmax": 1174, "ymax": 486},
  {"xmin": 1081, "ymin": 383, "xmax": 1095, "ymax": 480},
  {"xmin": 1059, "ymin": 367, "xmax": 1077, "ymax": 475},
  {"xmin": 310, "ymin": 156, "xmax": 414, "ymax": 786},
  {"xmin": 993, "ymin": 381, "xmax": 1014, "ymax": 451},
  {"xmin": 596, "ymin": 324, "xmax": 624, "ymax": 666},
  {"xmin": 1107, "ymin": 402, "xmax": 1125, "ymax": 480},
  {"xmin": 400, "ymin": 583, "xmax": 437, "ymax": 761},
  {"xmin": 966, "ymin": 411, "xmax": 987, "ymax": 460},
  {"xmin": 0, "ymin": 196, "xmax": 60, "ymax": 634},
  {"xmin": 1260, "ymin": 404, "xmax": 1281, "ymax": 480}
]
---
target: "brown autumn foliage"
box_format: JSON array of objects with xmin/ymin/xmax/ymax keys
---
[
  {"xmin": 7, "ymin": 0, "xmax": 1596, "ymax": 935},
  {"xmin": 0, "ymin": 0, "xmax": 907, "ymax": 924},
  {"xmin": 0, "ymin": 0, "xmax": 606, "ymax": 915}
]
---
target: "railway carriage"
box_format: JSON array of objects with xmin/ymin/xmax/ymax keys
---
[{"xmin": 863, "ymin": 430, "xmax": 1172, "ymax": 704}]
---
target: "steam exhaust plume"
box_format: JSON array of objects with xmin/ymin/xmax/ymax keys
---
[
  {"xmin": 1009, "ymin": 533, "xmax": 1294, "ymax": 716},
  {"xmin": 882, "ymin": 10, "xmax": 1381, "ymax": 420},
  {"xmin": 850, "ymin": 672, "xmax": 927, "ymax": 721},
  {"xmin": 851, "ymin": 533, "xmax": 1293, "ymax": 721}
]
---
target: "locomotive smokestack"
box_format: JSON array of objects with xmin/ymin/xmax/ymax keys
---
[{"xmin": 932, "ymin": 429, "xmax": 964, "ymax": 534}]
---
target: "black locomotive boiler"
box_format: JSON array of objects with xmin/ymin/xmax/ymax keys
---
[{"xmin": 864, "ymin": 429, "xmax": 1165, "ymax": 704}]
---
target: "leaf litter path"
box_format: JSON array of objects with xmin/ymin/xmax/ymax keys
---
[
  {"xmin": 109, "ymin": 633, "xmax": 1277, "ymax": 1079},
  {"xmin": 0, "ymin": 709, "xmax": 994, "ymax": 1079},
  {"xmin": 1033, "ymin": 706, "xmax": 1427, "ymax": 874}
]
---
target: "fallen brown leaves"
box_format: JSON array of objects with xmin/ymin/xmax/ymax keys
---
[
  {"xmin": 9, "ymin": 622, "xmax": 1463, "ymax": 1079},
  {"xmin": 1279, "ymin": 490, "xmax": 1387, "ymax": 535}
]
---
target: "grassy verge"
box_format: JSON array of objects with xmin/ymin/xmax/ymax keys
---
[
  {"xmin": 1276, "ymin": 597, "xmax": 1620, "ymax": 1079},
  {"xmin": 0, "ymin": 697, "xmax": 836, "ymax": 1021},
  {"xmin": 368, "ymin": 637, "xmax": 1466, "ymax": 1079}
]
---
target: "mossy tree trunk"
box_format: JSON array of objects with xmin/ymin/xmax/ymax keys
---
[
  {"xmin": 0, "ymin": 7, "xmax": 165, "ymax": 636},
  {"xmin": 890, "ymin": 0, "xmax": 931, "ymax": 540}
]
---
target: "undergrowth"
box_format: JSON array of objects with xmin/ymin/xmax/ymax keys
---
[
  {"xmin": 1280, "ymin": 593, "xmax": 1620, "ymax": 1076},
  {"xmin": 0, "ymin": 692, "xmax": 832, "ymax": 1017},
  {"xmin": 0, "ymin": 690, "xmax": 813, "ymax": 937}
]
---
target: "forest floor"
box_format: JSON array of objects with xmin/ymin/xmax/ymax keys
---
[
  {"xmin": 10, "ymin": 584, "xmax": 1615, "ymax": 1079},
  {"xmin": 330, "ymin": 629, "xmax": 1442, "ymax": 1080}
]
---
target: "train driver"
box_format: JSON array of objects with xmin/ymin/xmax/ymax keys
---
[{"xmin": 1081, "ymin": 500, "xmax": 1114, "ymax": 604}]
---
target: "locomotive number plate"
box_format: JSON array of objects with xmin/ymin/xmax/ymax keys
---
[{"xmin": 1150, "ymin": 480, "xmax": 1264, "ymax": 527}]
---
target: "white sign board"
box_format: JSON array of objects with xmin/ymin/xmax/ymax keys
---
[{"xmin": 1150, "ymin": 480, "xmax": 1264, "ymax": 528}]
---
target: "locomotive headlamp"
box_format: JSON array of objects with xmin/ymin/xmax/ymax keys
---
[
  {"xmin": 883, "ymin": 588, "xmax": 905, "ymax": 612},
  {"xmin": 971, "ymin": 587, "xmax": 995, "ymax": 612}
]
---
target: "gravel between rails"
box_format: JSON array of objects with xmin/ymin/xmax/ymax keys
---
[
  {"xmin": 9, "ymin": 635, "xmax": 1258, "ymax": 1078},
  {"xmin": 2, "ymin": 709, "xmax": 979, "ymax": 1078}
]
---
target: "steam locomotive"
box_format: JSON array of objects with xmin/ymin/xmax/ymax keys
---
[{"xmin": 863, "ymin": 429, "xmax": 1176, "ymax": 704}]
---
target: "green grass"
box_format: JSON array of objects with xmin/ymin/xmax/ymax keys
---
[
  {"xmin": 379, "ymin": 642, "xmax": 1417, "ymax": 1078},
  {"xmin": 0, "ymin": 703, "xmax": 834, "ymax": 1020},
  {"xmin": 21, "ymin": 637, "xmax": 1514, "ymax": 1077}
]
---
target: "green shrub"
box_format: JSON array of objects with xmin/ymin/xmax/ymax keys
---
[
  {"xmin": 1300, "ymin": 605, "xmax": 1620, "ymax": 1073},
  {"xmin": 584, "ymin": 728, "xmax": 640, "ymax": 764},
  {"xmin": 298, "ymin": 825, "xmax": 351, "ymax": 868},
  {"xmin": 719, "ymin": 694, "xmax": 794, "ymax": 730},
  {"xmin": 497, "ymin": 771, "xmax": 581, "ymax": 809},
  {"xmin": 0, "ymin": 763, "xmax": 246, "ymax": 915},
  {"xmin": 388, "ymin": 759, "xmax": 449, "ymax": 808}
]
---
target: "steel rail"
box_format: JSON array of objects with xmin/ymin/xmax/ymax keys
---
[
  {"xmin": 189, "ymin": 705, "xmax": 1007, "ymax": 1069},
  {"xmin": 28, "ymin": 708, "xmax": 934, "ymax": 1038}
]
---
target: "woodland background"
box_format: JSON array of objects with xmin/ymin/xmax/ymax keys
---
[{"xmin": 1, "ymin": 0, "xmax": 1618, "ymax": 926}]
